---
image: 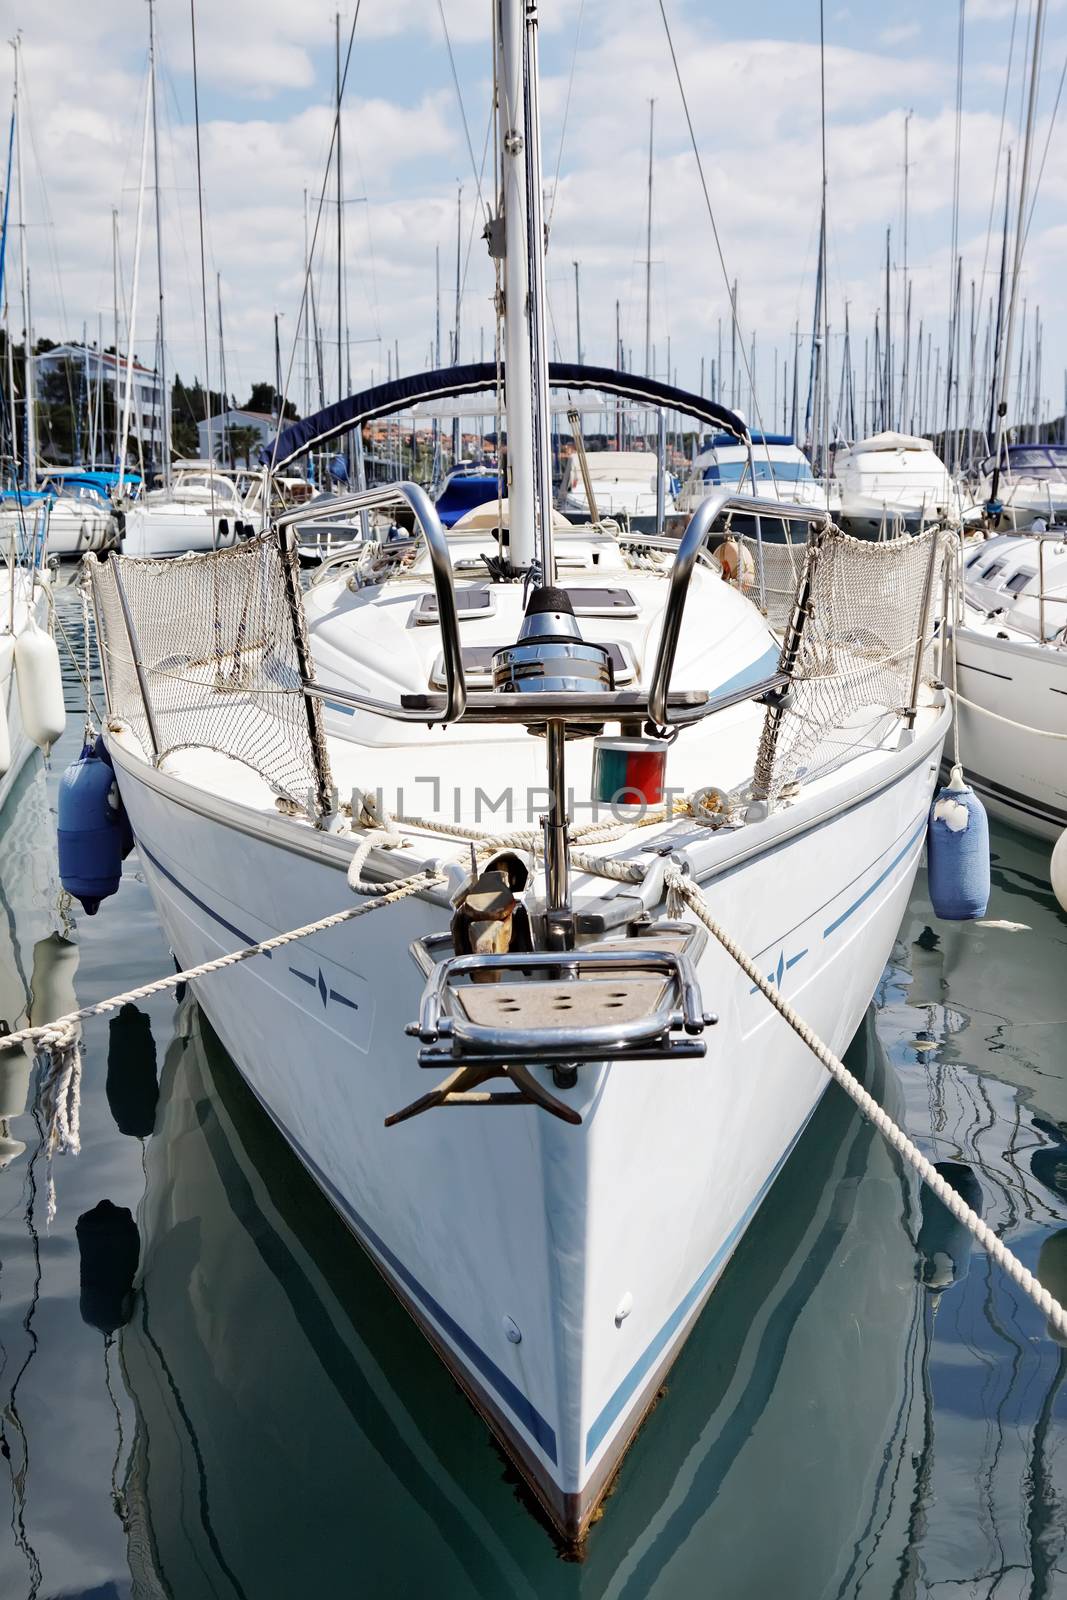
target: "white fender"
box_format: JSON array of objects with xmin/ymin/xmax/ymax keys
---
[
  {"xmin": 0, "ymin": 633, "xmax": 13, "ymax": 777},
  {"xmin": 14, "ymin": 611, "xmax": 65, "ymax": 754},
  {"xmin": 30, "ymin": 931, "xmax": 80, "ymax": 1027},
  {"xmin": 0, "ymin": 1048, "xmax": 31, "ymax": 1121},
  {"xmin": 1052, "ymin": 828, "xmax": 1067, "ymax": 916}
]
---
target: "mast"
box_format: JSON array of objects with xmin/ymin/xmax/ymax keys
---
[
  {"xmin": 899, "ymin": 110, "xmax": 911, "ymax": 431},
  {"xmin": 12, "ymin": 38, "xmax": 35, "ymax": 486},
  {"xmin": 190, "ymin": 0, "xmax": 214, "ymax": 476},
  {"xmin": 496, "ymin": 0, "xmax": 553, "ymax": 575},
  {"xmin": 990, "ymin": 0, "xmax": 1045, "ymax": 509},
  {"xmin": 217, "ymin": 273, "xmax": 227, "ymax": 465},
  {"xmin": 433, "ymin": 243, "xmax": 441, "ymax": 481},
  {"xmin": 644, "ymin": 99, "xmax": 653, "ymax": 377},
  {"xmin": 573, "ymin": 259, "xmax": 582, "ymax": 365},
  {"xmin": 94, "ymin": 311, "xmax": 103, "ymax": 468},
  {"xmin": 730, "ymin": 280, "xmax": 737, "ymax": 410},
  {"xmin": 987, "ymin": 150, "xmax": 1011, "ymax": 441},
  {"xmin": 112, "ymin": 206, "xmax": 120, "ymax": 467},
  {"xmin": 274, "ymin": 312, "xmax": 282, "ymax": 429},
  {"xmin": 335, "ymin": 12, "xmax": 343, "ymax": 407},
  {"xmin": 147, "ymin": 0, "xmax": 169, "ymax": 481},
  {"xmin": 452, "ymin": 182, "xmax": 461, "ymax": 465},
  {"xmin": 117, "ymin": 63, "xmax": 153, "ymax": 496},
  {"xmin": 883, "ymin": 228, "xmax": 891, "ymax": 434},
  {"xmin": 302, "ymin": 190, "xmax": 311, "ymax": 419}
]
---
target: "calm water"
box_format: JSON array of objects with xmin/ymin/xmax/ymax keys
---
[{"xmin": 0, "ymin": 578, "xmax": 1063, "ymax": 1599}]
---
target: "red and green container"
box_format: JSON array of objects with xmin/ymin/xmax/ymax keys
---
[{"xmin": 592, "ymin": 736, "xmax": 669, "ymax": 806}]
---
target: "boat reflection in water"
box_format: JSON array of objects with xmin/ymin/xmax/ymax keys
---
[
  {"xmin": 883, "ymin": 818, "xmax": 1067, "ymax": 1598},
  {"xmin": 0, "ymin": 752, "xmax": 79, "ymax": 1170},
  {"xmin": 115, "ymin": 1001, "xmax": 963, "ymax": 1596}
]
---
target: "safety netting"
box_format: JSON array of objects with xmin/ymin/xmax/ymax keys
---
[
  {"xmin": 88, "ymin": 534, "xmax": 330, "ymax": 809},
  {"xmin": 752, "ymin": 525, "xmax": 950, "ymax": 802}
]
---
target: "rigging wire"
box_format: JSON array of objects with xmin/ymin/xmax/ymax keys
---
[
  {"xmin": 189, "ymin": 0, "xmax": 216, "ymax": 479},
  {"xmin": 545, "ymin": 0, "xmax": 585, "ymax": 240},
  {"xmin": 656, "ymin": 0, "xmax": 772, "ymax": 446},
  {"xmin": 459, "ymin": 103, "xmax": 494, "ymax": 304},
  {"xmin": 977, "ymin": 0, "xmax": 1020, "ymax": 300},
  {"xmin": 268, "ymin": 1, "xmax": 363, "ymax": 475},
  {"xmin": 1022, "ymin": 48, "xmax": 1067, "ymax": 250},
  {"xmin": 436, "ymin": 0, "xmax": 490, "ymax": 224}
]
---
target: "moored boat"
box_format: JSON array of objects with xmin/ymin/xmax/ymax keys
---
[
  {"xmin": 953, "ymin": 529, "xmax": 1067, "ymax": 839},
  {"xmin": 83, "ymin": 0, "xmax": 952, "ymax": 1540}
]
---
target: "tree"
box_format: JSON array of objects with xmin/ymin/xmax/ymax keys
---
[
  {"xmin": 226, "ymin": 425, "xmax": 261, "ymax": 468},
  {"xmin": 245, "ymin": 381, "xmax": 297, "ymax": 422},
  {"xmin": 171, "ymin": 374, "xmax": 231, "ymax": 460}
]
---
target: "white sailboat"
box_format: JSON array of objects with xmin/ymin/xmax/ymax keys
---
[
  {"xmin": 120, "ymin": 460, "xmax": 247, "ymax": 557},
  {"xmin": 113, "ymin": 1001, "xmax": 937, "ymax": 1593},
  {"xmin": 953, "ymin": 531, "xmax": 1067, "ymax": 839},
  {"xmin": 978, "ymin": 443, "xmax": 1067, "ymax": 532},
  {"xmin": 950, "ymin": 0, "xmax": 1064, "ymax": 842},
  {"xmin": 86, "ymin": 0, "xmax": 951, "ymax": 1539}
]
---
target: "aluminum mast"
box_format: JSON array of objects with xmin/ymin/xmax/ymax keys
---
[
  {"xmin": 147, "ymin": 0, "xmax": 169, "ymax": 482},
  {"xmin": 496, "ymin": 0, "xmax": 553, "ymax": 577},
  {"xmin": 12, "ymin": 38, "xmax": 35, "ymax": 487}
]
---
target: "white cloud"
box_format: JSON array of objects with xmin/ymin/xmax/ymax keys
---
[
  {"xmin": 878, "ymin": 22, "xmax": 921, "ymax": 46},
  {"xmin": 6, "ymin": 0, "xmax": 1064, "ymax": 437}
]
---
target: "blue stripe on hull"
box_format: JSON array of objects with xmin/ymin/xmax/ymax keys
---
[{"xmin": 135, "ymin": 792, "xmax": 932, "ymax": 1491}]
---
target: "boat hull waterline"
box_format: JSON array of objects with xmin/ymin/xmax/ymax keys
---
[{"xmin": 107, "ymin": 718, "xmax": 945, "ymax": 1539}]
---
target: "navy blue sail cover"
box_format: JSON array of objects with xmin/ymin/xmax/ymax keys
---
[{"xmin": 262, "ymin": 362, "xmax": 750, "ymax": 471}]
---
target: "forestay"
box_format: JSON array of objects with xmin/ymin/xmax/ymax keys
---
[{"xmin": 87, "ymin": 536, "xmax": 331, "ymax": 808}]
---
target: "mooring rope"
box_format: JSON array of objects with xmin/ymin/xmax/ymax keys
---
[
  {"xmin": 16, "ymin": 793, "xmax": 1064, "ymax": 1335},
  {"xmin": 665, "ymin": 867, "xmax": 1067, "ymax": 1340},
  {"xmin": 0, "ymin": 870, "xmax": 443, "ymax": 1056},
  {"xmin": 950, "ymin": 686, "xmax": 1067, "ymax": 739}
]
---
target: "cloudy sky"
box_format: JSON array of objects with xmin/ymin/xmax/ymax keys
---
[{"xmin": 9, "ymin": 0, "xmax": 1067, "ymax": 437}]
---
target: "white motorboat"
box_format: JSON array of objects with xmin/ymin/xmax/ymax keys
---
[
  {"xmin": 120, "ymin": 461, "xmax": 251, "ymax": 558},
  {"xmin": 978, "ymin": 443, "xmax": 1067, "ymax": 532},
  {"xmin": 835, "ymin": 431, "xmax": 961, "ymax": 537},
  {"xmin": 676, "ymin": 431, "xmax": 837, "ymax": 538},
  {"xmin": 556, "ymin": 448, "xmax": 675, "ymax": 527},
  {"xmin": 953, "ymin": 530, "xmax": 1067, "ymax": 839},
  {"xmin": 85, "ymin": 0, "xmax": 951, "ymax": 1540}
]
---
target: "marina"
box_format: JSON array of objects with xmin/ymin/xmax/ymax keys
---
[{"xmin": 0, "ymin": 0, "xmax": 1064, "ymax": 1592}]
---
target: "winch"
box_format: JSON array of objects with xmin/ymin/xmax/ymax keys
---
[{"xmin": 491, "ymin": 585, "xmax": 614, "ymax": 694}]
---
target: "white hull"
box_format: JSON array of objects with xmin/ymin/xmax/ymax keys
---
[
  {"xmin": 988, "ymin": 485, "xmax": 1067, "ymax": 532},
  {"xmin": 44, "ymin": 503, "xmax": 115, "ymax": 556},
  {"xmin": 107, "ymin": 711, "xmax": 945, "ymax": 1536},
  {"xmin": 954, "ymin": 622, "xmax": 1067, "ymax": 839},
  {"xmin": 0, "ymin": 573, "xmax": 52, "ymax": 813},
  {"xmin": 121, "ymin": 507, "xmax": 242, "ymax": 558},
  {"xmin": 117, "ymin": 1001, "xmax": 930, "ymax": 1591},
  {"xmin": 839, "ymin": 489, "xmax": 960, "ymax": 538}
]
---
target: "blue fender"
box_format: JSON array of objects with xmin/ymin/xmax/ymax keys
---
[{"xmin": 927, "ymin": 764, "xmax": 990, "ymax": 921}]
